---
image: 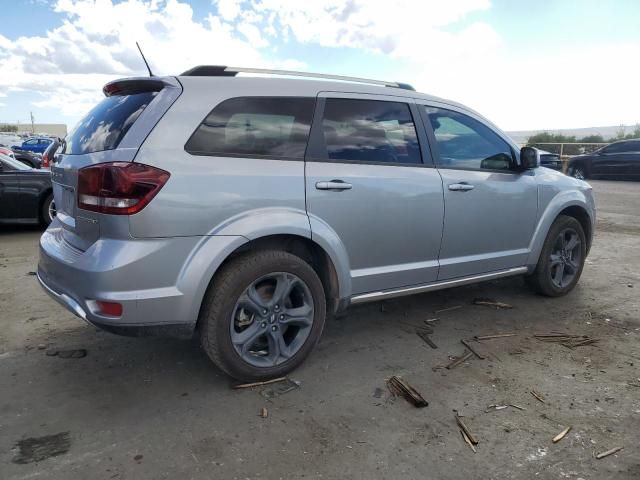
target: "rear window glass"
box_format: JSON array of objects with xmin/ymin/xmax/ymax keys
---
[
  {"xmin": 62, "ymin": 92, "xmax": 157, "ymax": 155},
  {"xmin": 185, "ymin": 97, "xmax": 315, "ymax": 159}
]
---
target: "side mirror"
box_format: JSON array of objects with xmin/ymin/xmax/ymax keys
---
[{"xmin": 519, "ymin": 146, "xmax": 539, "ymax": 170}]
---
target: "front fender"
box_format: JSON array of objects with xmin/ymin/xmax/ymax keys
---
[{"xmin": 526, "ymin": 188, "xmax": 594, "ymax": 268}]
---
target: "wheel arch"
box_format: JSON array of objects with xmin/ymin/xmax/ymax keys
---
[{"xmin": 527, "ymin": 194, "xmax": 594, "ymax": 269}]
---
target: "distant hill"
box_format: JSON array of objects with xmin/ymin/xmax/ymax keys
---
[{"xmin": 506, "ymin": 125, "xmax": 635, "ymax": 144}]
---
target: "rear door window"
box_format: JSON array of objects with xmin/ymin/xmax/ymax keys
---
[
  {"xmin": 62, "ymin": 91, "xmax": 158, "ymax": 155},
  {"xmin": 185, "ymin": 97, "xmax": 315, "ymax": 159},
  {"xmin": 320, "ymin": 98, "xmax": 421, "ymax": 164}
]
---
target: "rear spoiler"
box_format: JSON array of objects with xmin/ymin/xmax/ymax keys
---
[{"xmin": 102, "ymin": 78, "xmax": 168, "ymax": 97}]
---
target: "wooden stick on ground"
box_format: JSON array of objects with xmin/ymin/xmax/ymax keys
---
[
  {"xmin": 233, "ymin": 377, "xmax": 288, "ymax": 389},
  {"xmin": 387, "ymin": 376, "xmax": 428, "ymax": 408},
  {"xmin": 552, "ymin": 426, "xmax": 571, "ymax": 443},
  {"xmin": 460, "ymin": 429, "xmax": 476, "ymax": 453},
  {"xmin": 475, "ymin": 333, "xmax": 517, "ymax": 340},
  {"xmin": 446, "ymin": 351, "xmax": 473, "ymax": 370},
  {"xmin": 416, "ymin": 330, "xmax": 438, "ymax": 349},
  {"xmin": 455, "ymin": 415, "xmax": 478, "ymax": 445},
  {"xmin": 530, "ymin": 389, "xmax": 546, "ymax": 404},
  {"xmin": 461, "ymin": 339, "xmax": 485, "ymax": 360},
  {"xmin": 595, "ymin": 446, "xmax": 624, "ymax": 459}
]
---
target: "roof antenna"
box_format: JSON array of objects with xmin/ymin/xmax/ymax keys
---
[{"xmin": 136, "ymin": 41, "xmax": 154, "ymax": 77}]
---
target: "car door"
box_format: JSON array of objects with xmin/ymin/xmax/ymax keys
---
[
  {"xmin": 418, "ymin": 103, "xmax": 538, "ymax": 280},
  {"xmin": 591, "ymin": 141, "xmax": 635, "ymax": 177},
  {"xmin": 0, "ymin": 159, "xmax": 21, "ymax": 220},
  {"xmin": 305, "ymin": 94, "xmax": 444, "ymax": 294}
]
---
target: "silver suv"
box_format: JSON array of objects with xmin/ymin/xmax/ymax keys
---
[{"xmin": 39, "ymin": 67, "xmax": 595, "ymax": 381}]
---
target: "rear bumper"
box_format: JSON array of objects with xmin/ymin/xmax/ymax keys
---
[{"xmin": 37, "ymin": 222, "xmax": 236, "ymax": 335}]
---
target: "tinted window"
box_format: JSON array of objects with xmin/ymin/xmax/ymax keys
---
[
  {"xmin": 25, "ymin": 139, "xmax": 38, "ymax": 145},
  {"xmin": 604, "ymin": 141, "xmax": 640, "ymax": 154},
  {"xmin": 185, "ymin": 97, "xmax": 315, "ymax": 159},
  {"xmin": 63, "ymin": 91, "xmax": 157, "ymax": 155},
  {"xmin": 425, "ymin": 107, "xmax": 513, "ymax": 171},
  {"xmin": 321, "ymin": 99, "xmax": 421, "ymax": 164}
]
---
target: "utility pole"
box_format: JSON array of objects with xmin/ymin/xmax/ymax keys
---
[{"xmin": 30, "ymin": 111, "xmax": 35, "ymax": 134}]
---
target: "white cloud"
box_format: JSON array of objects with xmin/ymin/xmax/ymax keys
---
[
  {"xmin": 0, "ymin": 0, "xmax": 301, "ymax": 119},
  {"xmin": 1, "ymin": 0, "xmax": 638, "ymax": 129}
]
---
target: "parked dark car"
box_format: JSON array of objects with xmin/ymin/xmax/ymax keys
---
[
  {"xmin": 13, "ymin": 149, "xmax": 42, "ymax": 169},
  {"xmin": 568, "ymin": 139, "xmax": 640, "ymax": 179},
  {"xmin": 0, "ymin": 153, "xmax": 55, "ymax": 225},
  {"xmin": 13, "ymin": 136, "xmax": 54, "ymax": 154},
  {"xmin": 535, "ymin": 148, "xmax": 562, "ymax": 171}
]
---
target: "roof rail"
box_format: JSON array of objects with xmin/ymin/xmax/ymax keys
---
[{"xmin": 180, "ymin": 65, "xmax": 415, "ymax": 91}]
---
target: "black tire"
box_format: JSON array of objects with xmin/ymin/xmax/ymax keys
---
[
  {"xmin": 526, "ymin": 215, "xmax": 587, "ymax": 297},
  {"xmin": 41, "ymin": 194, "xmax": 55, "ymax": 226},
  {"xmin": 199, "ymin": 250, "xmax": 327, "ymax": 381}
]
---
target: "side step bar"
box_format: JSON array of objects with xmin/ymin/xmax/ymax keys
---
[{"xmin": 350, "ymin": 267, "xmax": 528, "ymax": 304}]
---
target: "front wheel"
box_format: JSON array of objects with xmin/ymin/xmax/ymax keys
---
[
  {"xmin": 568, "ymin": 163, "xmax": 588, "ymax": 180},
  {"xmin": 199, "ymin": 250, "xmax": 327, "ymax": 381},
  {"xmin": 526, "ymin": 215, "xmax": 587, "ymax": 297}
]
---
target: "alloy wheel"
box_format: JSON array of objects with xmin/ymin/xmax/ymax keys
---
[
  {"xmin": 549, "ymin": 228, "xmax": 582, "ymax": 288},
  {"xmin": 48, "ymin": 200, "xmax": 57, "ymax": 222},
  {"xmin": 230, "ymin": 272, "xmax": 314, "ymax": 367}
]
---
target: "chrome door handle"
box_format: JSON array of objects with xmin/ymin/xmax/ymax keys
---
[
  {"xmin": 448, "ymin": 183, "xmax": 474, "ymax": 192},
  {"xmin": 316, "ymin": 180, "xmax": 353, "ymax": 191}
]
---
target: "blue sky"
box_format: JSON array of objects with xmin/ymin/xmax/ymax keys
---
[{"xmin": 1, "ymin": 0, "xmax": 639, "ymax": 131}]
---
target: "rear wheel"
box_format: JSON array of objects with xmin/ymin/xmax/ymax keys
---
[
  {"xmin": 199, "ymin": 250, "xmax": 326, "ymax": 381},
  {"xmin": 526, "ymin": 215, "xmax": 586, "ymax": 297},
  {"xmin": 41, "ymin": 194, "xmax": 56, "ymax": 226}
]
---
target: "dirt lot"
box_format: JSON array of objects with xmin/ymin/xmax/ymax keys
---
[{"xmin": 1, "ymin": 180, "xmax": 639, "ymax": 479}]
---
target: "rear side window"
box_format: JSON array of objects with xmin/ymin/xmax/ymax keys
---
[
  {"xmin": 62, "ymin": 92, "xmax": 157, "ymax": 155},
  {"xmin": 425, "ymin": 107, "xmax": 514, "ymax": 171},
  {"xmin": 185, "ymin": 97, "xmax": 315, "ymax": 159},
  {"xmin": 321, "ymin": 99, "xmax": 421, "ymax": 164}
]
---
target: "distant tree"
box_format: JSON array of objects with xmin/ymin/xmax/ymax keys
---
[
  {"xmin": 0, "ymin": 124, "xmax": 18, "ymax": 132},
  {"xmin": 527, "ymin": 132, "xmax": 577, "ymax": 144},
  {"xmin": 616, "ymin": 124, "xmax": 627, "ymax": 139},
  {"xmin": 578, "ymin": 134, "xmax": 605, "ymax": 143}
]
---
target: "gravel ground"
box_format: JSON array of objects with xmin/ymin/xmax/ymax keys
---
[{"xmin": 0, "ymin": 179, "xmax": 639, "ymax": 480}]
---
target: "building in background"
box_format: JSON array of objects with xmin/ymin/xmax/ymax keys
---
[{"xmin": 0, "ymin": 123, "xmax": 68, "ymax": 138}]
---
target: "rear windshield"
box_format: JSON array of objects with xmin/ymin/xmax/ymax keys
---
[{"xmin": 62, "ymin": 92, "xmax": 157, "ymax": 155}]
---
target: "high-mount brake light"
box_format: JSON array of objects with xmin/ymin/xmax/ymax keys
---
[{"xmin": 77, "ymin": 162, "xmax": 170, "ymax": 215}]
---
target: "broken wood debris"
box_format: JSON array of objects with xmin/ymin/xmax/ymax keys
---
[
  {"xmin": 552, "ymin": 426, "xmax": 571, "ymax": 443},
  {"xmin": 530, "ymin": 389, "xmax": 546, "ymax": 404},
  {"xmin": 472, "ymin": 298, "xmax": 513, "ymax": 309},
  {"xmin": 387, "ymin": 376, "xmax": 428, "ymax": 408},
  {"xmin": 595, "ymin": 446, "xmax": 624, "ymax": 459},
  {"xmin": 435, "ymin": 305, "xmax": 462, "ymax": 314},
  {"xmin": 460, "ymin": 429, "xmax": 476, "ymax": 453},
  {"xmin": 461, "ymin": 339, "xmax": 485, "ymax": 360},
  {"xmin": 455, "ymin": 414, "xmax": 478, "ymax": 445},
  {"xmin": 416, "ymin": 329, "xmax": 438, "ymax": 349},
  {"xmin": 233, "ymin": 377, "xmax": 288, "ymax": 389},
  {"xmin": 474, "ymin": 333, "xmax": 516, "ymax": 341},
  {"xmin": 260, "ymin": 407, "xmax": 268, "ymax": 418},
  {"xmin": 446, "ymin": 351, "xmax": 473, "ymax": 370},
  {"xmin": 485, "ymin": 404, "xmax": 526, "ymax": 413},
  {"xmin": 534, "ymin": 333, "xmax": 599, "ymax": 349},
  {"xmin": 424, "ymin": 318, "xmax": 439, "ymax": 324}
]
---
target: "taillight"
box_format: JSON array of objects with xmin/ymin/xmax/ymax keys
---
[
  {"xmin": 77, "ymin": 162, "xmax": 170, "ymax": 215},
  {"xmin": 42, "ymin": 152, "xmax": 50, "ymax": 168}
]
